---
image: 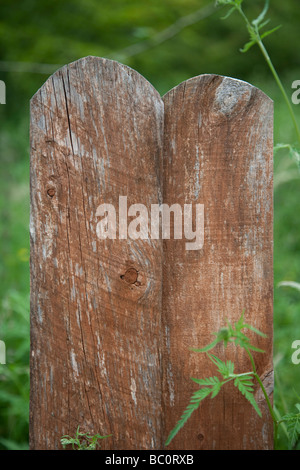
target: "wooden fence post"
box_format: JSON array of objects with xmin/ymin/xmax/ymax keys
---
[
  {"xmin": 162, "ymin": 75, "xmax": 273, "ymax": 450},
  {"xmin": 30, "ymin": 56, "xmax": 164, "ymax": 449},
  {"xmin": 30, "ymin": 58, "xmax": 273, "ymax": 450}
]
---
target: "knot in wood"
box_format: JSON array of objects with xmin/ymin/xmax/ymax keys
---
[
  {"xmin": 121, "ymin": 268, "xmax": 138, "ymax": 284},
  {"xmin": 47, "ymin": 188, "xmax": 55, "ymax": 198}
]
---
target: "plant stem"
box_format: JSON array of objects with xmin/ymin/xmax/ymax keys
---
[
  {"xmin": 245, "ymin": 347, "xmax": 276, "ymax": 420},
  {"xmin": 254, "ymin": 372, "xmax": 278, "ymax": 424},
  {"xmin": 273, "ymin": 405, "xmax": 289, "ymax": 440},
  {"xmin": 256, "ymin": 39, "xmax": 300, "ymax": 145},
  {"xmin": 245, "ymin": 346, "xmax": 279, "ymax": 443},
  {"xmin": 236, "ymin": 4, "xmax": 300, "ymax": 145},
  {"xmin": 244, "ymin": 346, "xmax": 257, "ymax": 373}
]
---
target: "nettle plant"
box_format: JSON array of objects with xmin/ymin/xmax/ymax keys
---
[
  {"xmin": 60, "ymin": 426, "xmax": 112, "ymax": 450},
  {"xmin": 165, "ymin": 312, "xmax": 300, "ymax": 448}
]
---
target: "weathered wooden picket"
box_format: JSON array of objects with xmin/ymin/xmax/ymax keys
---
[{"xmin": 30, "ymin": 56, "xmax": 273, "ymax": 450}]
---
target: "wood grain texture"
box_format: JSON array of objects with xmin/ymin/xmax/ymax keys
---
[
  {"xmin": 30, "ymin": 56, "xmax": 164, "ymax": 449},
  {"xmin": 30, "ymin": 61, "xmax": 273, "ymax": 450},
  {"xmin": 162, "ymin": 75, "xmax": 273, "ymax": 450}
]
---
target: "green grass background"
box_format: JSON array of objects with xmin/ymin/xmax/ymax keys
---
[{"xmin": 0, "ymin": 0, "xmax": 300, "ymax": 450}]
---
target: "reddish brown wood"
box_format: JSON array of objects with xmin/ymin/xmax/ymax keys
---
[
  {"xmin": 30, "ymin": 60, "xmax": 273, "ymax": 450},
  {"xmin": 30, "ymin": 57, "xmax": 164, "ymax": 449},
  {"xmin": 162, "ymin": 75, "xmax": 273, "ymax": 450}
]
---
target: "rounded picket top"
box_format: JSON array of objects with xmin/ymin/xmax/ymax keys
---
[{"xmin": 164, "ymin": 73, "xmax": 272, "ymax": 108}]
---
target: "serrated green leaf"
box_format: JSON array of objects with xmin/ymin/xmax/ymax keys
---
[
  {"xmin": 261, "ymin": 25, "xmax": 282, "ymax": 40},
  {"xmin": 230, "ymin": 323, "xmax": 265, "ymax": 353},
  {"xmin": 191, "ymin": 376, "xmax": 220, "ymax": 386},
  {"xmin": 281, "ymin": 412, "xmax": 300, "ymax": 447},
  {"xmin": 235, "ymin": 310, "xmax": 245, "ymax": 331},
  {"xmin": 236, "ymin": 380, "xmax": 253, "ymax": 388},
  {"xmin": 60, "ymin": 438, "xmax": 72, "ymax": 445},
  {"xmin": 243, "ymin": 323, "xmax": 267, "ymax": 338},
  {"xmin": 191, "ymin": 387, "xmax": 212, "ymax": 402},
  {"xmin": 207, "ymin": 353, "xmax": 227, "ymax": 375},
  {"xmin": 226, "ymin": 360, "xmax": 235, "ymax": 376},
  {"xmin": 190, "ymin": 338, "xmax": 218, "ymax": 353},
  {"xmin": 206, "ymin": 353, "xmax": 234, "ymax": 378},
  {"xmin": 246, "ymin": 344, "xmax": 265, "ymax": 353},
  {"xmin": 234, "ymin": 376, "xmax": 262, "ymax": 417},
  {"xmin": 247, "ymin": 25, "xmax": 258, "ymax": 43},
  {"xmin": 60, "ymin": 426, "xmax": 111, "ymax": 450},
  {"xmin": 165, "ymin": 388, "xmax": 211, "ymax": 446},
  {"xmin": 165, "ymin": 402, "xmax": 198, "ymax": 446},
  {"xmin": 232, "ymin": 331, "xmax": 249, "ymax": 348},
  {"xmin": 211, "ymin": 381, "xmax": 222, "ymax": 399}
]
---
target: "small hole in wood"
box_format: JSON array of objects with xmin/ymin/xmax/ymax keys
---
[
  {"xmin": 120, "ymin": 268, "xmax": 138, "ymax": 284},
  {"xmin": 47, "ymin": 188, "xmax": 55, "ymax": 198}
]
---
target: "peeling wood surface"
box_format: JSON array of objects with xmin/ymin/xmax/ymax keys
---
[
  {"xmin": 162, "ymin": 75, "xmax": 273, "ymax": 450},
  {"xmin": 30, "ymin": 59, "xmax": 273, "ymax": 450},
  {"xmin": 30, "ymin": 56, "xmax": 164, "ymax": 450}
]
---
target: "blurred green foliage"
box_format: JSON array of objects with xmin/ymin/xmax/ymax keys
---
[
  {"xmin": 0, "ymin": 291, "xmax": 29, "ymax": 450},
  {"xmin": 0, "ymin": 0, "xmax": 299, "ymax": 450},
  {"xmin": 1, "ymin": 0, "xmax": 300, "ymax": 111}
]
